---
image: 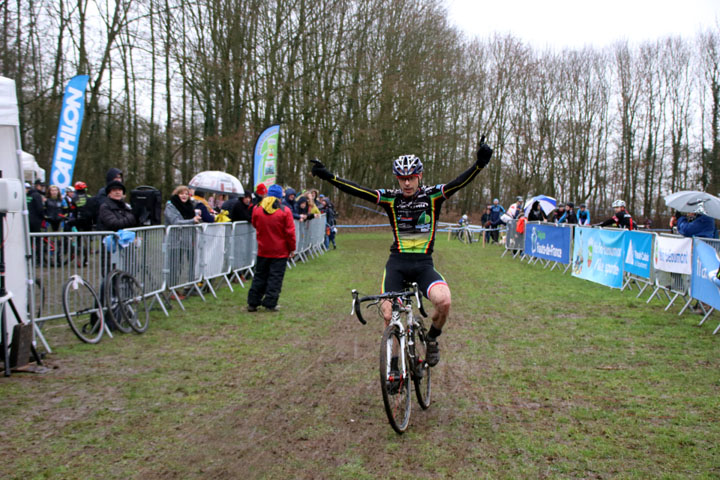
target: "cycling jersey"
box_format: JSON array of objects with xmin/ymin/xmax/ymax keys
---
[
  {"xmin": 326, "ymin": 162, "xmax": 483, "ymax": 254},
  {"xmin": 599, "ymin": 210, "xmax": 634, "ymax": 230}
]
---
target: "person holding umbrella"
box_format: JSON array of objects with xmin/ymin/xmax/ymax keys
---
[
  {"xmin": 677, "ymin": 204, "xmax": 717, "ymax": 238},
  {"xmin": 527, "ymin": 201, "xmax": 546, "ymax": 222}
]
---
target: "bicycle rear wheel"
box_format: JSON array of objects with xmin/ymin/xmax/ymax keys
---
[
  {"xmin": 379, "ymin": 324, "xmax": 411, "ymax": 434},
  {"xmin": 62, "ymin": 275, "xmax": 104, "ymax": 344},
  {"xmin": 118, "ymin": 272, "xmax": 150, "ymax": 333},
  {"xmin": 104, "ymin": 269, "xmax": 132, "ymax": 333},
  {"xmin": 411, "ymin": 323, "xmax": 431, "ymax": 409}
]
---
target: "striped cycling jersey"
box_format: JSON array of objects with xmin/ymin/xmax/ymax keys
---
[{"xmin": 326, "ymin": 161, "xmax": 483, "ymax": 254}]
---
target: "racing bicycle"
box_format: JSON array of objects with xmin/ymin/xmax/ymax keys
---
[{"xmin": 351, "ymin": 282, "xmax": 432, "ymax": 434}]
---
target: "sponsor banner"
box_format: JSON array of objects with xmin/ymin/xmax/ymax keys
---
[
  {"xmin": 690, "ymin": 239, "xmax": 720, "ymax": 311},
  {"xmin": 624, "ymin": 230, "xmax": 653, "ymax": 279},
  {"xmin": 654, "ymin": 236, "xmax": 692, "ymax": 274},
  {"xmin": 253, "ymin": 124, "xmax": 280, "ymax": 189},
  {"xmin": 572, "ymin": 227, "xmax": 626, "ymax": 288},
  {"xmin": 50, "ymin": 75, "xmax": 90, "ymax": 192},
  {"xmin": 524, "ymin": 223, "xmax": 571, "ymax": 264}
]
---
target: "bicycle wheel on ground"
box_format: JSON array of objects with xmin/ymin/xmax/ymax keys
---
[
  {"xmin": 411, "ymin": 323, "xmax": 431, "ymax": 409},
  {"xmin": 62, "ymin": 275, "xmax": 104, "ymax": 344},
  {"xmin": 117, "ymin": 272, "xmax": 149, "ymax": 333},
  {"xmin": 379, "ymin": 324, "xmax": 411, "ymax": 434},
  {"xmin": 458, "ymin": 229, "xmax": 471, "ymax": 244},
  {"xmin": 104, "ymin": 269, "xmax": 132, "ymax": 333}
]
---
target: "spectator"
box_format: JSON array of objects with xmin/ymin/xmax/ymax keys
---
[
  {"xmin": 26, "ymin": 181, "xmax": 44, "ymax": 233},
  {"xmin": 306, "ymin": 193, "xmax": 321, "ymax": 217},
  {"xmin": 527, "ymin": 201, "xmax": 546, "ymax": 222},
  {"xmin": 97, "ymin": 181, "xmax": 137, "ymax": 231},
  {"xmin": 480, "ymin": 205, "xmax": 493, "ymax": 243},
  {"xmin": 64, "ymin": 185, "xmax": 75, "ymax": 205},
  {"xmin": 44, "ymin": 185, "xmax": 66, "ymax": 232},
  {"xmin": 597, "ymin": 199, "xmax": 634, "ymax": 230},
  {"xmin": 577, "ymin": 203, "xmax": 591, "ymax": 226},
  {"xmin": 295, "ymin": 196, "xmax": 315, "ymax": 222},
  {"xmin": 318, "ymin": 195, "xmax": 338, "ymax": 249},
  {"xmin": 231, "ymin": 191, "xmax": 254, "ymax": 222},
  {"xmin": 221, "ymin": 194, "xmax": 241, "ymax": 213},
  {"xmin": 254, "ymin": 183, "xmax": 268, "ymax": 207},
  {"xmin": 96, "ymin": 168, "xmax": 123, "ymax": 202},
  {"xmin": 557, "ymin": 202, "xmax": 578, "ymax": 225},
  {"xmin": 512, "ymin": 196, "xmax": 523, "ymax": 218},
  {"xmin": 677, "ymin": 205, "xmax": 717, "ymax": 238},
  {"xmin": 191, "ymin": 190, "xmax": 215, "ymax": 223},
  {"xmin": 247, "ymin": 184, "xmax": 296, "ymax": 312},
  {"xmin": 489, "ymin": 198, "xmax": 504, "ymax": 243},
  {"xmin": 68, "ymin": 181, "xmax": 98, "ymax": 232},
  {"xmin": 282, "ymin": 187, "xmax": 297, "ymax": 213},
  {"xmin": 549, "ymin": 203, "xmax": 564, "ymax": 223},
  {"xmin": 164, "ymin": 185, "xmax": 201, "ymax": 226}
]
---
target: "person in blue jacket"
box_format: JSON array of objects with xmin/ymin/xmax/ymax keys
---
[
  {"xmin": 677, "ymin": 204, "xmax": 717, "ymax": 238},
  {"xmin": 489, "ymin": 198, "xmax": 504, "ymax": 243}
]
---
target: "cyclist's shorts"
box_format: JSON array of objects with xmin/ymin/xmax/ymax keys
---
[{"xmin": 382, "ymin": 253, "xmax": 447, "ymax": 299}]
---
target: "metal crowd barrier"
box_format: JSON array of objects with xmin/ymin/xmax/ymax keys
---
[
  {"xmin": 502, "ymin": 219, "xmax": 525, "ymax": 258},
  {"xmin": 693, "ymin": 237, "xmax": 720, "ymax": 328},
  {"xmin": 290, "ymin": 214, "xmax": 326, "ymax": 266},
  {"xmin": 229, "ymin": 221, "xmax": 256, "ymax": 287},
  {"xmin": 646, "ymin": 232, "xmax": 693, "ymax": 313},
  {"xmin": 165, "ymin": 224, "xmax": 203, "ymax": 308},
  {"xmin": 197, "ymin": 223, "xmax": 234, "ymax": 297}
]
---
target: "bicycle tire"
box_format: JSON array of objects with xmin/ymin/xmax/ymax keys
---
[
  {"xmin": 118, "ymin": 272, "xmax": 150, "ymax": 333},
  {"xmin": 379, "ymin": 324, "xmax": 411, "ymax": 434},
  {"xmin": 104, "ymin": 269, "xmax": 132, "ymax": 334},
  {"xmin": 411, "ymin": 323, "xmax": 431, "ymax": 409},
  {"xmin": 62, "ymin": 275, "xmax": 104, "ymax": 344}
]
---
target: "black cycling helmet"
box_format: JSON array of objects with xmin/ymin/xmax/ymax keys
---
[{"xmin": 392, "ymin": 155, "xmax": 423, "ymax": 176}]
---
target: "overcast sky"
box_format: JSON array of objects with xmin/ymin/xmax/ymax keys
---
[{"xmin": 446, "ymin": 0, "xmax": 720, "ymax": 50}]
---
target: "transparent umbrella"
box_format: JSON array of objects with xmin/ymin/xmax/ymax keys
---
[
  {"xmin": 188, "ymin": 171, "xmax": 244, "ymax": 196},
  {"xmin": 664, "ymin": 190, "xmax": 720, "ymax": 220}
]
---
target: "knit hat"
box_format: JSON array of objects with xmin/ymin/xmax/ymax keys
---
[
  {"xmin": 106, "ymin": 180, "xmax": 126, "ymax": 194},
  {"xmin": 255, "ymin": 183, "xmax": 268, "ymax": 196},
  {"xmin": 267, "ymin": 184, "xmax": 283, "ymax": 199}
]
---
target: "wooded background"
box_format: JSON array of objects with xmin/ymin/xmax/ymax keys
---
[{"xmin": 3, "ymin": 0, "xmax": 720, "ymax": 220}]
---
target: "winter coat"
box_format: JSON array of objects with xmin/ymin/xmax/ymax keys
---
[
  {"xmin": 97, "ymin": 198, "xmax": 137, "ymax": 231},
  {"xmin": 678, "ymin": 214, "xmax": 717, "ymax": 239},
  {"xmin": 252, "ymin": 197, "xmax": 296, "ymax": 258},
  {"xmin": 231, "ymin": 200, "xmax": 253, "ymax": 222},
  {"xmin": 164, "ymin": 201, "xmax": 197, "ymax": 226}
]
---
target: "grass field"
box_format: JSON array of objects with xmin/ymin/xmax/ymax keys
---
[{"xmin": 2, "ymin": 231, "xmax": 720, "ymax": 479}]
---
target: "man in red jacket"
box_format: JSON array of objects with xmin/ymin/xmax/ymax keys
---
[{"xmin": 248, "ymin": 184, "xmax": 296, "ymax": 312}]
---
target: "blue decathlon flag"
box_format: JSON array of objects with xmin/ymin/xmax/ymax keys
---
[
  {"xmin": 691, "ymin": 238, "xmax": 720, "ymax": 311},
  {"xmin": 572, "ymin": 227, "xmax": 626, "ymax": 288},
  {"xmin": 50, "ymin": 75, "xmax": 90, "ymax": 192},
  {"xmin": 524, "ymin": 223, "xmax": 572, "ymax": 264},
  {"xmin": 253, "ymin": 124, "xmax": 280, "ymax": 189},
  {"xmin": 624, "ymin": 230, "xmax": 653, "ymax": 279}
]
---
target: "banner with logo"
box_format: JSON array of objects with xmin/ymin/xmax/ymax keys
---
[
  {"xmin": 253, "ymin": 124, "xmax": 280, "ymax": 189},
  {"xmin": 691, "ymin": 239, "xmax": 720, "ymax": 311},
  {"xmin": 524, "ymin": 223, "xmax": 572, "ymax": 264},
  {"xmin": 624, "ymin": 230, "xmax": 653, "ymax": 279},
  {"xmin": 654, "ymin": 236, "xmax": 692, "ymax": 274},
  {"xmin": 571, "ymin": 227, "xmax": 626, "ymax": 288},
  {"xmin": 50, "ymin": 75, "xmax": 90, "ymax": 192}
]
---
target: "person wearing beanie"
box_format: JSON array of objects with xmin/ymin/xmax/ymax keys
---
[
  {"xmin": 247, "ymin": 183, "xmax": 295, "ymax": 312},
  {"xmin": 96, "ymin": 181, "xmax": 137, "ymax": 231},
  {"xmin": 253, "ymin": 183, "xmax": 268, "ymax": 207},
  {"xmin": 231, "ymin": 190, "xmax": 254, "ymax": 222}
]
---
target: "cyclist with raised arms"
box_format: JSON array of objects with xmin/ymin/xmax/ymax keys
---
[{"xmin": 310, "ymin": 137, "xmax": 493, "ymax": 367}]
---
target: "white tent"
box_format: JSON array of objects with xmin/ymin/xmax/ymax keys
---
[
  {"xmin": 21, "ymin": 151, "xmax": 45, "ymax": 184},
  {"xmin": 0, "ymin": 76, "xmax": 33, "ymax": 341}
]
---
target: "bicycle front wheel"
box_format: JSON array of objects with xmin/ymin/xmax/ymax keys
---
[
  {"xmin": 411, "ymin": 324, "xmax": 432, "ymax": 409},
  {"xmin": 104, "ymin": 269, "xmax": 132, "ymax": 333},
  {"xmin": 379, "ymin": 324, "xmax": 411, "ymax": 434},
  {"xmin": 118, "ymin": 272, "xmax": 150, "ymax": 333},
  {"xmin": 62, "ymin": 276, "xmax": 104, "ymax": 344}
]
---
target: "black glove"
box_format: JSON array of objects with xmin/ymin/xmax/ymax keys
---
[
  {"xmin": 476, "ymin": 135, "xmax": 493, "ymax": 169},
  {"xmin": 310, "ymin": 159, "xmax": 334, "ymax": 181}
]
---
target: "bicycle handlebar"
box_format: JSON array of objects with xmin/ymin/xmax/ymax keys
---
[{"xmin": 350, "ymin": 283, "xmax": 428, "ymax": 325}]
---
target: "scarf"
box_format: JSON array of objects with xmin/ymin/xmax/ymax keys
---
[{"xmin": 171, "ymin": 194, "xmax": 196, "ymax": 219}]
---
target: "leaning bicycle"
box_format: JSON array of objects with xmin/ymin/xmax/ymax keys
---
[{"xmin": 351, "ymin": 282, "xmax": 431, "ymax": 434}]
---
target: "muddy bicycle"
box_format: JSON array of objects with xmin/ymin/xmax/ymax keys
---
[{"xmin": 351, "ymin": 282, "xmax": 431, "ymax": 434}]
